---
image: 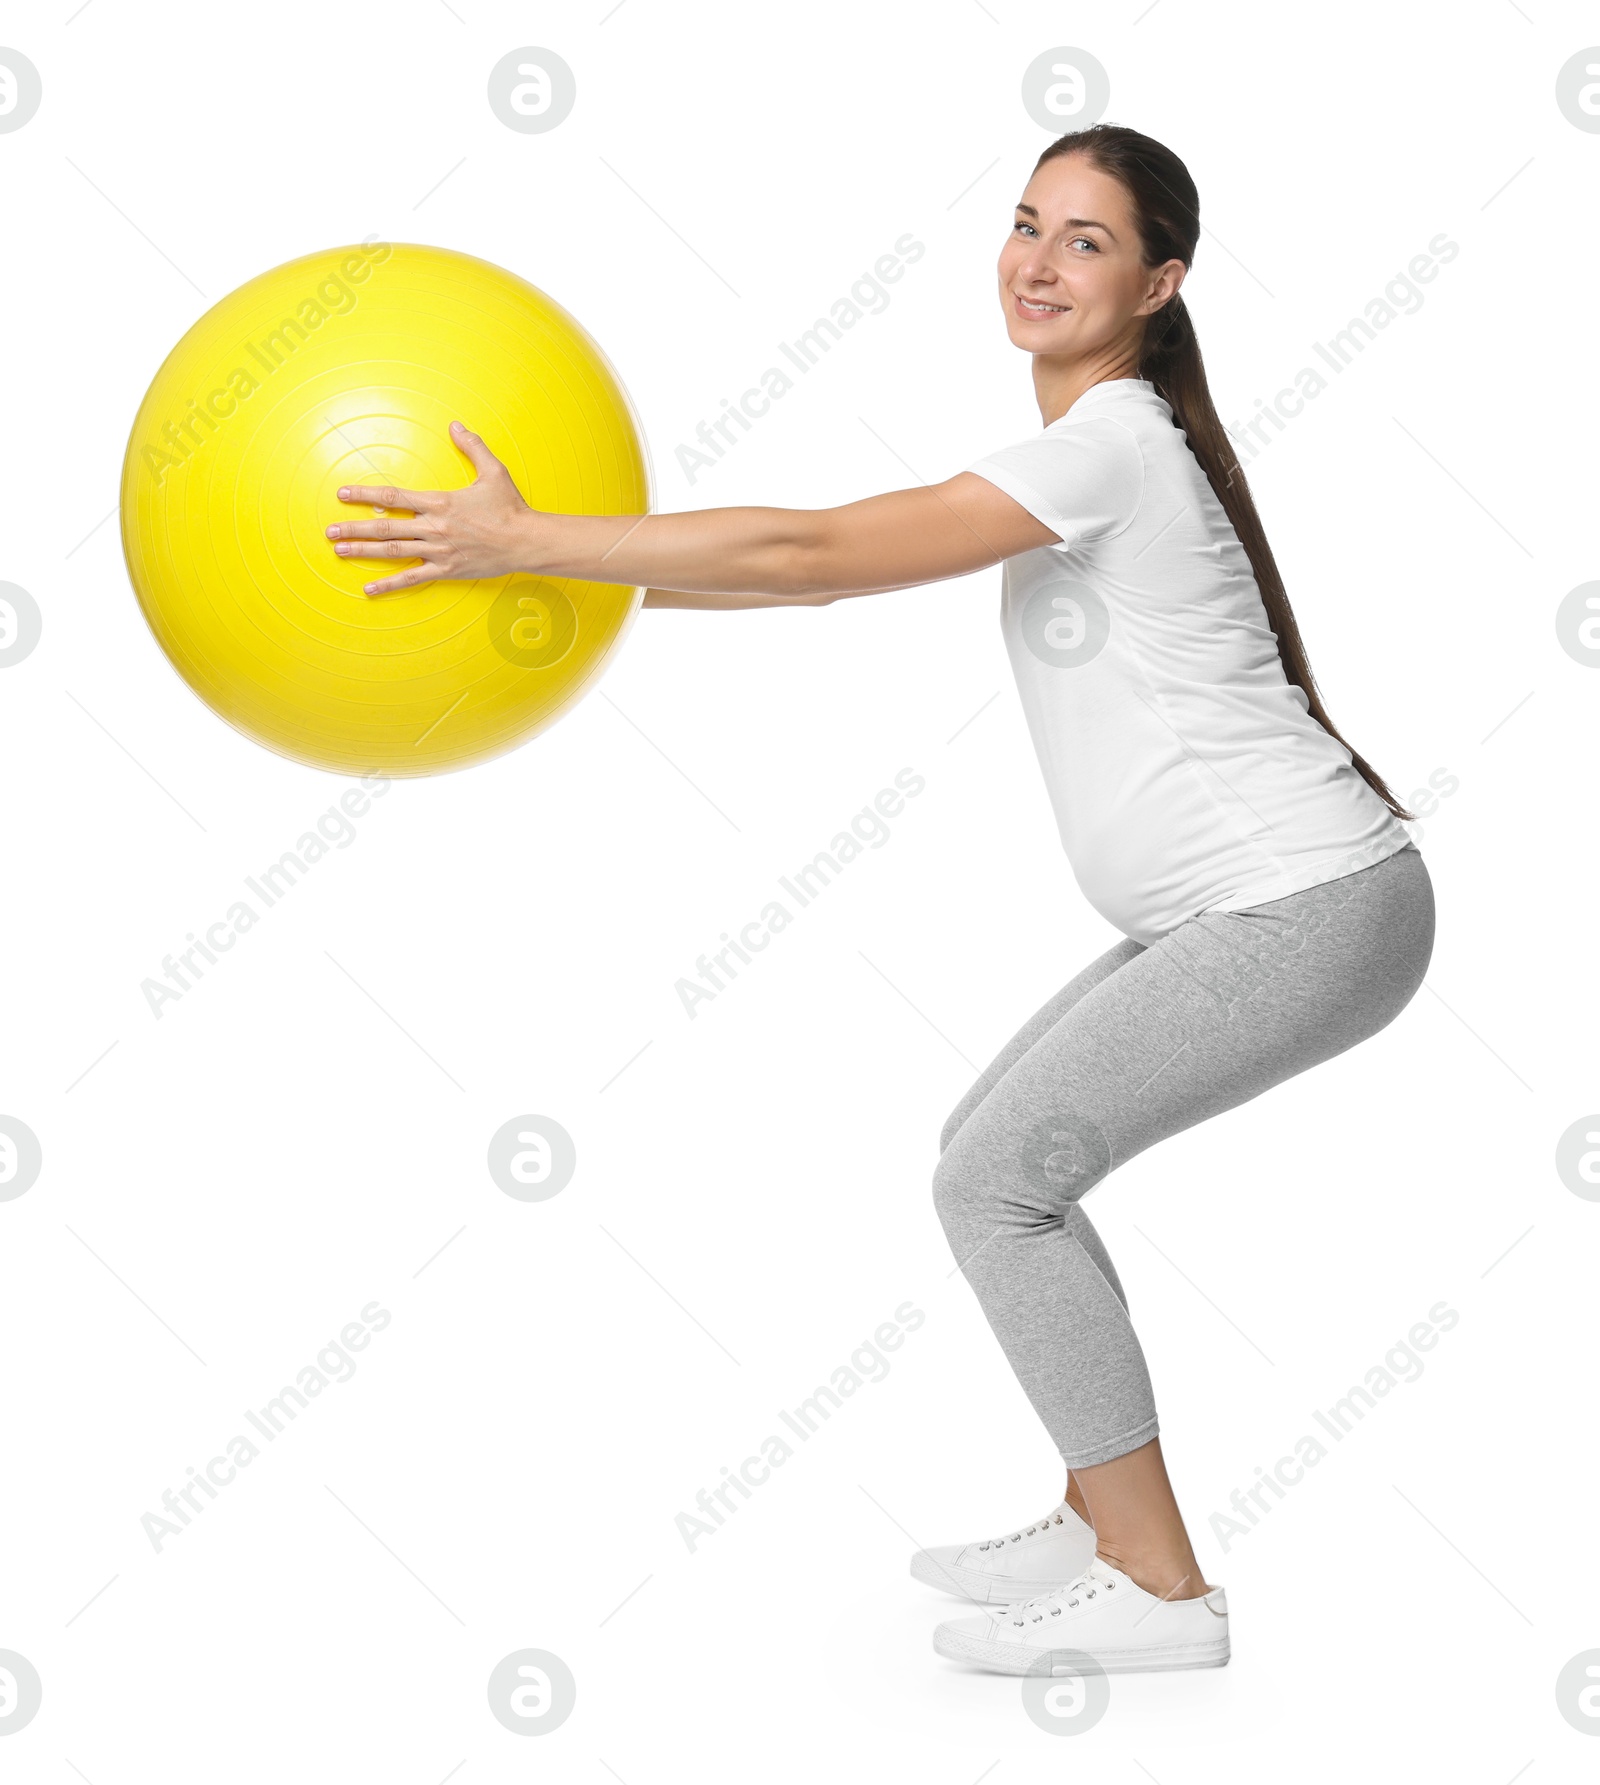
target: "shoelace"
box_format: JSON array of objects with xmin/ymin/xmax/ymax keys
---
[
  {"xmin": 973, "ymin": 1509, "xmax": 1068, "ymax": 1553},
  {"xmin": 1001, "ymin": 1568, "xmax": 1119, "ymax": 1625}
]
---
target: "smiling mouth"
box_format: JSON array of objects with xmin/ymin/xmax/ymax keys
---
[{"xmin": 1014, "ymin": 294, "xmax": 1070, "ymax": 319}]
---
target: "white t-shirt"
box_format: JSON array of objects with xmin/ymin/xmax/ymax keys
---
[{"xmin": 965, "ymin": 377, "xmax": 1412, "ymax": 946}]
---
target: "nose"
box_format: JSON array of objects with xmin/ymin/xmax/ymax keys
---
[{"xmin": 1011, "ymin": 243, "xmax": 1058, "ymax": 288}]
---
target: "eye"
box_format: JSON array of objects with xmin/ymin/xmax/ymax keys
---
[
  {"xmin": 1013, "ymin": 220, "xmax": 1037, "ymax": 237},
  {"xmin": 1069, "ymin": 235, "xmax": 1099, "ymax": 253}
]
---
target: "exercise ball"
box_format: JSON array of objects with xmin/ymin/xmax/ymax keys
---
[{"xmin": 120, "ymin": 240, "xmax": 652, "ymax": 777}]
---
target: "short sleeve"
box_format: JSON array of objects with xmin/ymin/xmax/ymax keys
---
[{"xmin": 963, "ymin": 415, "xmax": 1144, "ymax": 549}]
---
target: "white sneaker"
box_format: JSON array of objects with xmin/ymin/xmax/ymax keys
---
[
  {"xmin": 909, "ymin": 1501, "xmax": 1097, "ymax": 1605},
  {"xmin": 932, "ymin": 1556, "xmax": 1230, "ymax": 1675}
]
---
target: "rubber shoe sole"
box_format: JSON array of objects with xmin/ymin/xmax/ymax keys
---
[{"xmin": 932, "ymin": 1620, "xmax": 1230, "ymax": 1675}]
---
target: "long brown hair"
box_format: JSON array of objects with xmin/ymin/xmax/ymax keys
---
[{"xmin": 1035, "ymin": 124, "xmax": 1414, "ymax": 822}]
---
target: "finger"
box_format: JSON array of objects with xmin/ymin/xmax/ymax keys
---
[
  {"xmin": 336, "ymin": 482, "xmax": 431, "ymax": 510},
  {"xmin": 332, "ymin": 538, "xmax": 431, "ymax": 561},
  {"xmin": 326, "ymin": 515, "xmax": 438, "ymax": 541},
  {"xmin": 450, "ymin": 420, "xmax": 510, "ymax": 481},
  {"xmin": 364, "ymin": 566, "xmax": 438, "ymax": 598}
]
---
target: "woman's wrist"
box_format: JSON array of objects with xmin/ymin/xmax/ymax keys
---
[
  {"xmin": 520, "ymin": 508, "xmax": 640, "ymax": 583},
  {"xmin": 517, "ymin": 506, "xmax": 563, "ymax": 578}
]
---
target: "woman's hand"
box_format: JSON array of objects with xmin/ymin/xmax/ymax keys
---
[{"xmin": 326, "ymin": 421, "xmax": 540, "ymax": 597}]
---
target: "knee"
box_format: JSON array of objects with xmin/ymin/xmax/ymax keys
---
[
  {"xmin": 937, "ymin": 1107, "xmax": 965, "ymax": 1156},
  {"xmin": 931, "ymin": 1119, "xmax": 998, "ymax": 1239},
  {"xmin": 929, "ymin": 1141, "xmax": 968, "ymax": 1232},
  {"xmin": 932, "ymin": 1106, "xmax": 1115, "ymax": 1236},
  {"xmin": 938, "ymin": 1081, "xmax": 991, "ymax": 1156},
  {"xmin": 1032, "ymin": 1115, "xmax": 1115, "ymax": 1205}
]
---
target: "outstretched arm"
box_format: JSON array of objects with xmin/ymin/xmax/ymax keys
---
[
  {"xmin": 326, "ymin": 420, "xmax": 1058, "ymax": 602},
  {"xmin": 640, "ymin": 578, "xmax": 926, "ymax": 611}
]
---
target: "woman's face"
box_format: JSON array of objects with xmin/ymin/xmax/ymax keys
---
[{"xmin": 997, "ymin": 153, "xmax": 1185, "ymax": 366}]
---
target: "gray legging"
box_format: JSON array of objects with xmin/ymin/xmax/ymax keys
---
[{"xmin": 932, "ymin": 842, "xmax": 1435, "ymax": 1468}]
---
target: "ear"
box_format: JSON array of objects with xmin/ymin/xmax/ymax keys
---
[{"xmin": 1148, "ymin": 257, "xmax": 1186, "ymax": 310}]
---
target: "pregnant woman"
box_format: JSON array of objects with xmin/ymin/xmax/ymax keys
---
[{"xmin": 326, "ymin": 123, "xmax": 1435, "ymax": 1676}]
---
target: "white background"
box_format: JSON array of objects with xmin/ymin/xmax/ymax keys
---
[{"xmin": 1, "ymin": 1, "xmax": 1595, "ymax": 1777}]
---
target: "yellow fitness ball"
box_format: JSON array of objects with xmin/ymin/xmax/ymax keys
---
[{"xmin": 120, "ymin": 240, "xmax": 651, "ymax": 777}]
